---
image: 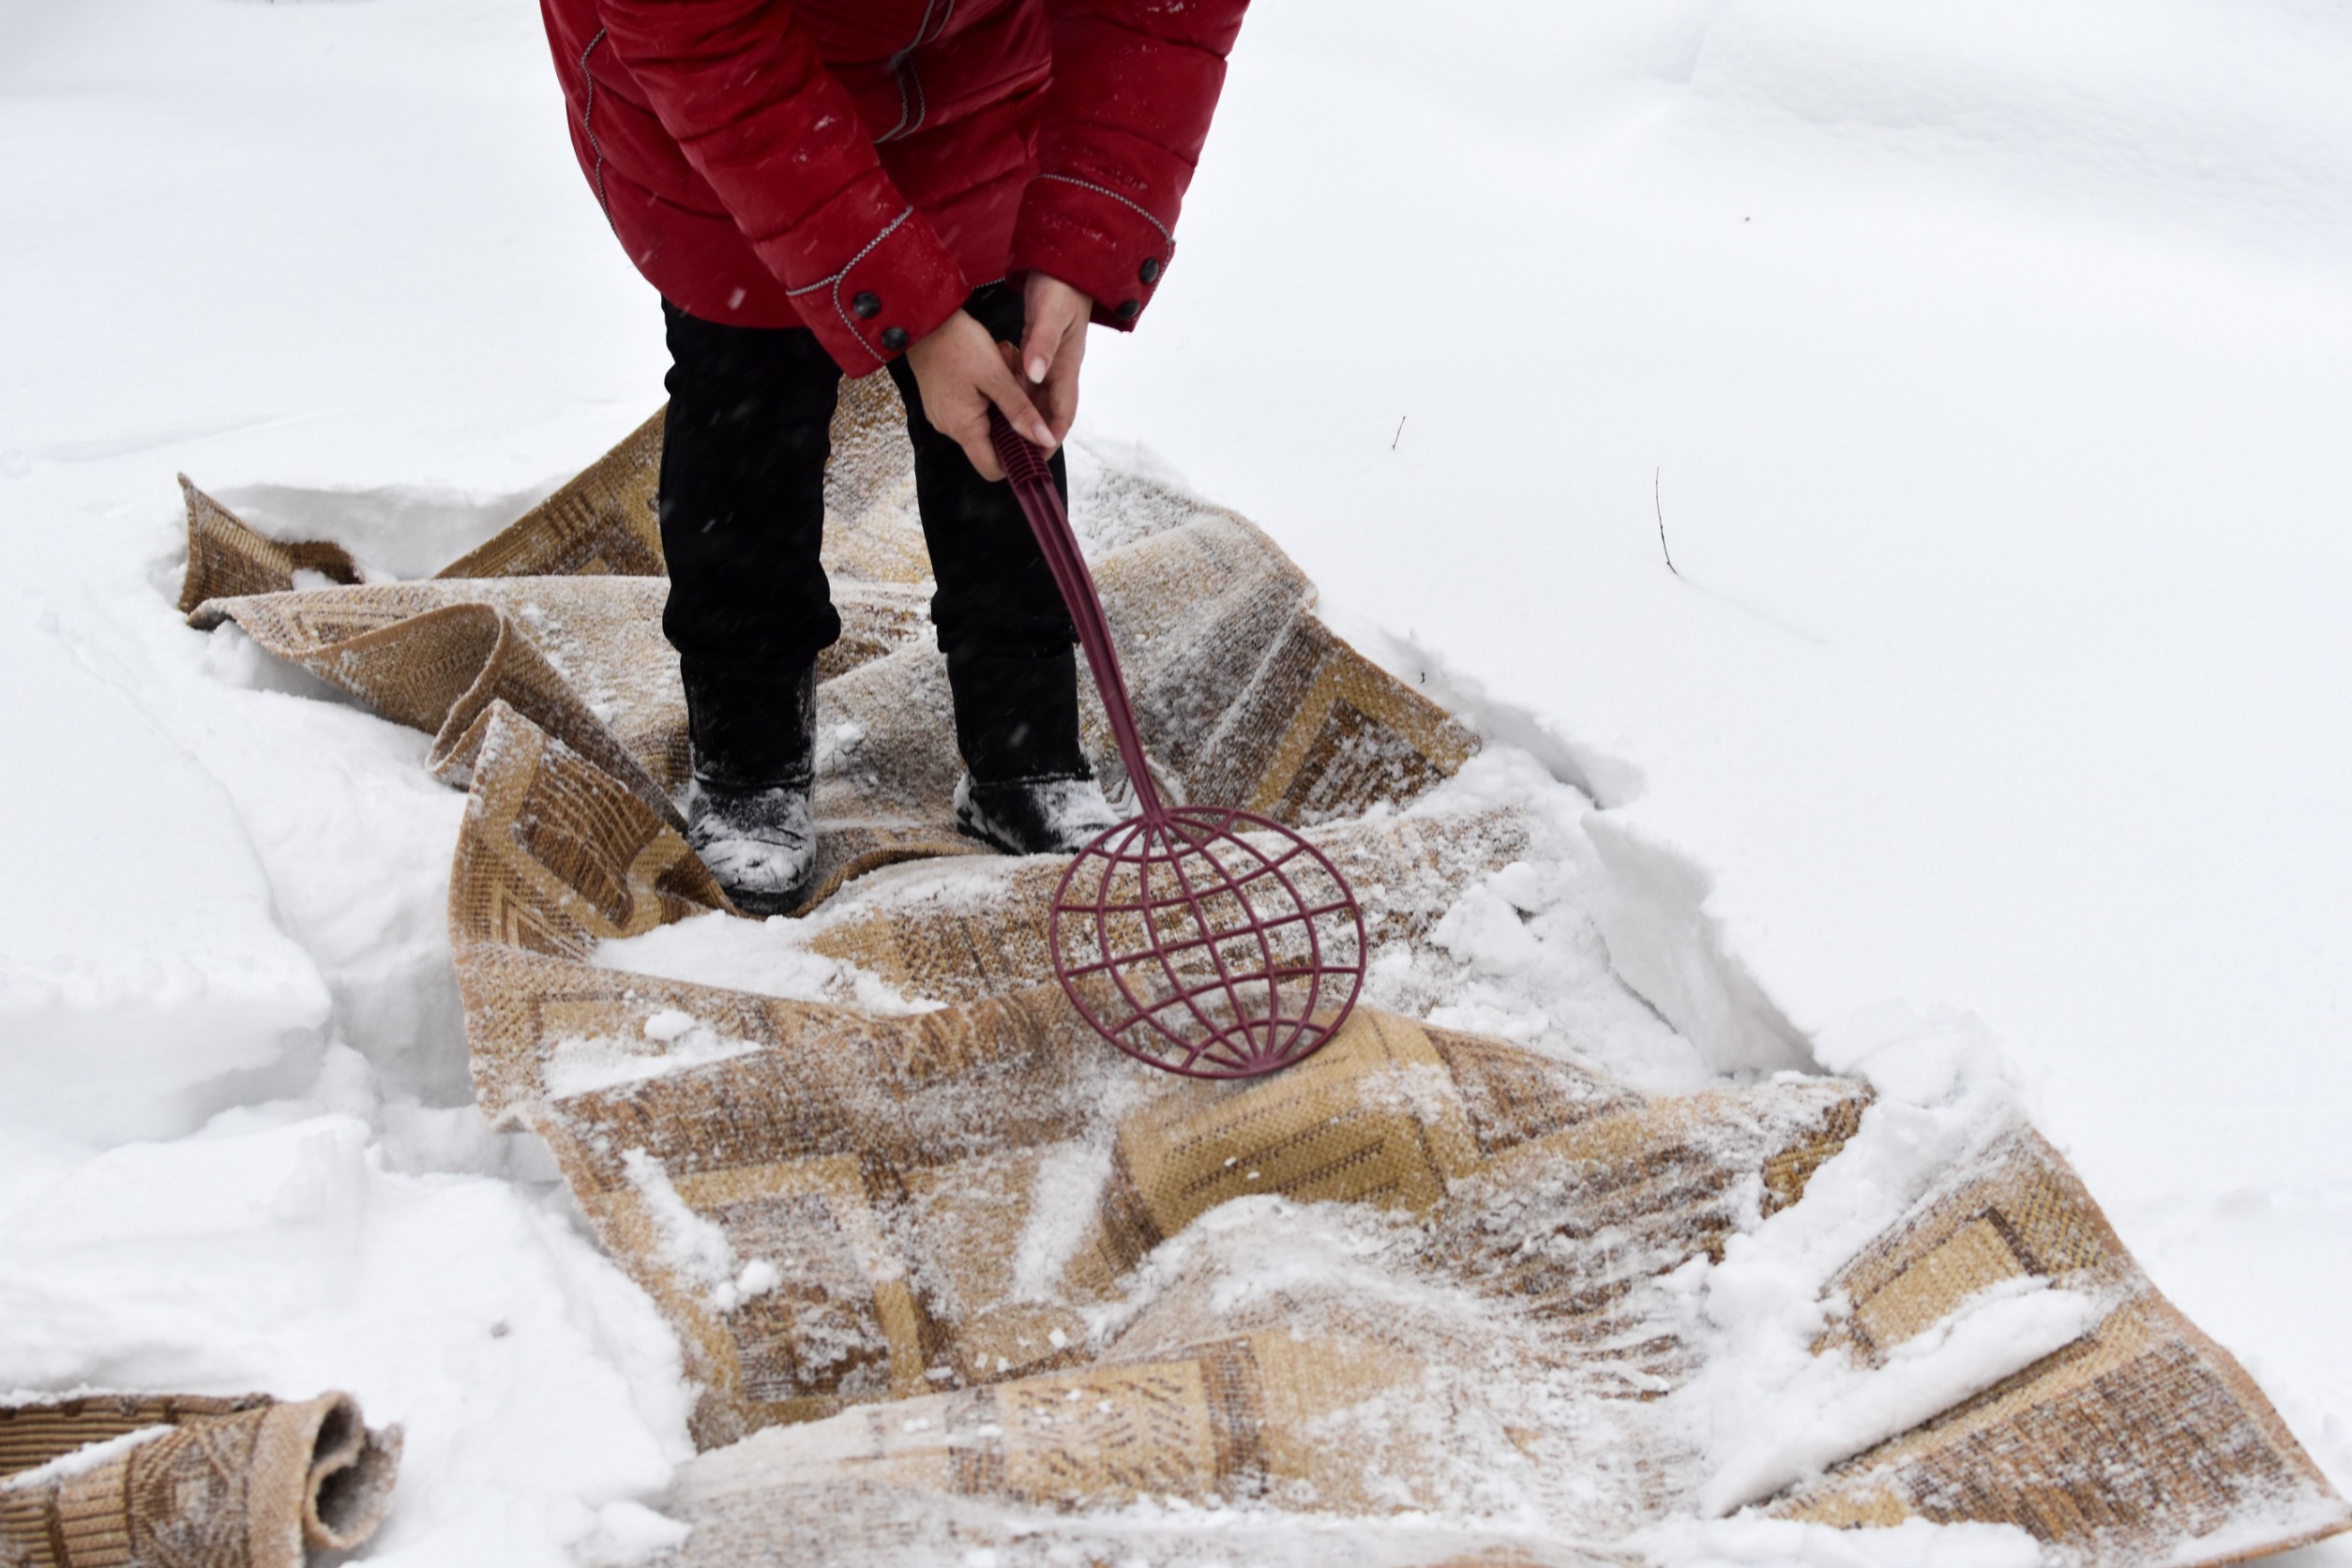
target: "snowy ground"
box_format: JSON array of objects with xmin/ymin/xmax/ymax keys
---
[{"xmin": 0, "ymin": 1, "xmax": 2345, "ymax": 1564}]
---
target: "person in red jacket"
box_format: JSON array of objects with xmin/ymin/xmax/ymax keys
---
[{"xmin": 537, "ymin": 0, "xmax": 1248, "ymax": 912}]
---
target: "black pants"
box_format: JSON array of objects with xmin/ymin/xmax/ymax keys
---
[{"xmin": 657, "ymin": 283, "xmax": 1084, "ymax": 785}]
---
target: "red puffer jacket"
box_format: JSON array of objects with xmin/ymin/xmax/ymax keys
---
[{"xmin": 538, "ymin": 0, "xmax": 1246, "ymax": 372}]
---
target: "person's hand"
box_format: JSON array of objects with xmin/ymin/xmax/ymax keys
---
[
  {"xmin": 903, "ymin": 309, "xmax": 1057, "ymax": 482},
  {"xmin": 1017, "ymin": 272, "xmax": 1093, "ymax": 445}
]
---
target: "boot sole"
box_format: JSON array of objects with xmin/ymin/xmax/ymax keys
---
[
  {"xmin": 955, "ymin": 813, "xmax": 1117, "ymax": 859},
  {"xmin": 721, "ymin": 877, "xmax": 818, "ymax": 918}
]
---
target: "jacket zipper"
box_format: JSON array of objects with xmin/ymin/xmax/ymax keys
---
[{"xmin": 579, "ymin": 27, "xmax": 615, "ymax": 228}]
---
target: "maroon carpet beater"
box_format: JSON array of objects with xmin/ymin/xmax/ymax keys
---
[{"xmin": 989, "ymin": 411, "xmax": 1365, "ymax": 1078}]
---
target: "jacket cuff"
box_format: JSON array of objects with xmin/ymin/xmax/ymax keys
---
[
  {"xmin": 1007, "ymin": 174, "xmax": 1174, "ymax": 332},
  {"xmin": 775, "ymin": 206, "xmax": 971, "ymax": 372}
]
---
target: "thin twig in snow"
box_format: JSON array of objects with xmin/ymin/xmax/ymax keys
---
[
  {"xmin": 1649, "ymin": 467, "xmax": 1827, "ymax": 645},
  {"xmin": 1654, "ymin": 467, "xmax": 1684, "ymax": 580}
]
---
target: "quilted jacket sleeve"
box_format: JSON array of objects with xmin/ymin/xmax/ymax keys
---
[
  {"xmin": 1006, "ymin": 0, "xmax": 1249, "ymax": 330},
  {"xmin": 596, "ymin": 0, "xmax": 971, "ymax": 370}
]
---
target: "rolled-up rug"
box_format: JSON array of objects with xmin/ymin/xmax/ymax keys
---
[{"xmin": 0, "ymin": 1392, "xmax": 400, "ymax": 1568}]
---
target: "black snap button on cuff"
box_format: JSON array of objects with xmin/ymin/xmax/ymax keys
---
[
  {"xmin": 852, "ymin": 291, "xmax": 881, "ymax": 320},
  {"xmin": 1114, "ymin": 299, "xmax": 1140, "ymax": 322},
  {"xmin": 1138, "ymin": 257, "xmax": 1161, "ymax": 284},
  {"xmin": 880, "ymin": 325, "xmax": 911, "ymax": 351}
]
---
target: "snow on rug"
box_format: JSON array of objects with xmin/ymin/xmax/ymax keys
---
[
  {"xmin": 177, "ymin": 379, "xmax": 2347, "ymax": 1567},
  {"xmin": 0, "ymin": 1392, "xmax": 400, "ymax": 1568}
]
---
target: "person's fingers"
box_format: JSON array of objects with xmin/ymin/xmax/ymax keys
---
[
  {"xmin": 922, "ymin": 382, "xmax": 1002, "ymax": 483},
  {"xmin": 978, "ymin": 350, "xmax": 1056, "ymax": 453},
  {"xmin": 997, "ymin": 335, "xmax": 1075, "ymax": 441},
  {"xmin": 949, "ymin": 395, "xmax": 1007, "ymax": 483},
  {"xmin": 1017, "ymin": 276, "xmax": 1090, "ymax": 442},
  {"xmin": 1018, "ymin": 299, "xmax": 1063, "ymax": 385},
  {"xmin": 1019, "ymin": 319, "xmax": 1052, "ymax": 387},
  {"xmin": 907, "ymin": 310, "xmax": 1057, "ymax": 478},
  {"xmin": 936, "ymin": 359, "xmax": 1052, "ymax": 482},
  {"xmin": 995, "ymin": 337, "xmax": 1035, "ymax": 402},
  {"xmin": 1018, "ymin": 285, "xmax": 1085, "ymax": 387},
  {"xmin": 1039, "ymin": 321, "xmax": 1085, "ymax": 443},
  {"xmin": 964, "ymin": 443, "xmax": 1007, "ymax": 483},
  {"xmin": 904, "ymin": 304, "xmax": 1063, "ymax": 478},
  {"xmin": 1041, "ymin": 368, "xmax": 1078, "ymax": 445}
]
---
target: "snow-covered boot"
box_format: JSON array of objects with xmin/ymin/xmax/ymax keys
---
[
  {"xmin": 943, "ymin": 644, "xmax": 1114, "ymax": 853},
  {"xmin": 954, "ymin": 773, "xmax": 1120, "ymax": 855},
  {"xmin": 681, "ymin": 660, "xmax": 819, "ymax": 915}
]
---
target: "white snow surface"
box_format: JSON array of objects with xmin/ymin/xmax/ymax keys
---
[{"xmin": 0, "ymin": 1, "xmax": 2345, "ymax": 1565}]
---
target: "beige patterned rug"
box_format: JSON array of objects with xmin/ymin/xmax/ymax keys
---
[
  {"xmin": 0, "ymin": 1393, "xmax": 400, "ymax": 1568},
  {"xmin": 176, "ymin": 376, "xmax": 2348, "ymax": 1568}
]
